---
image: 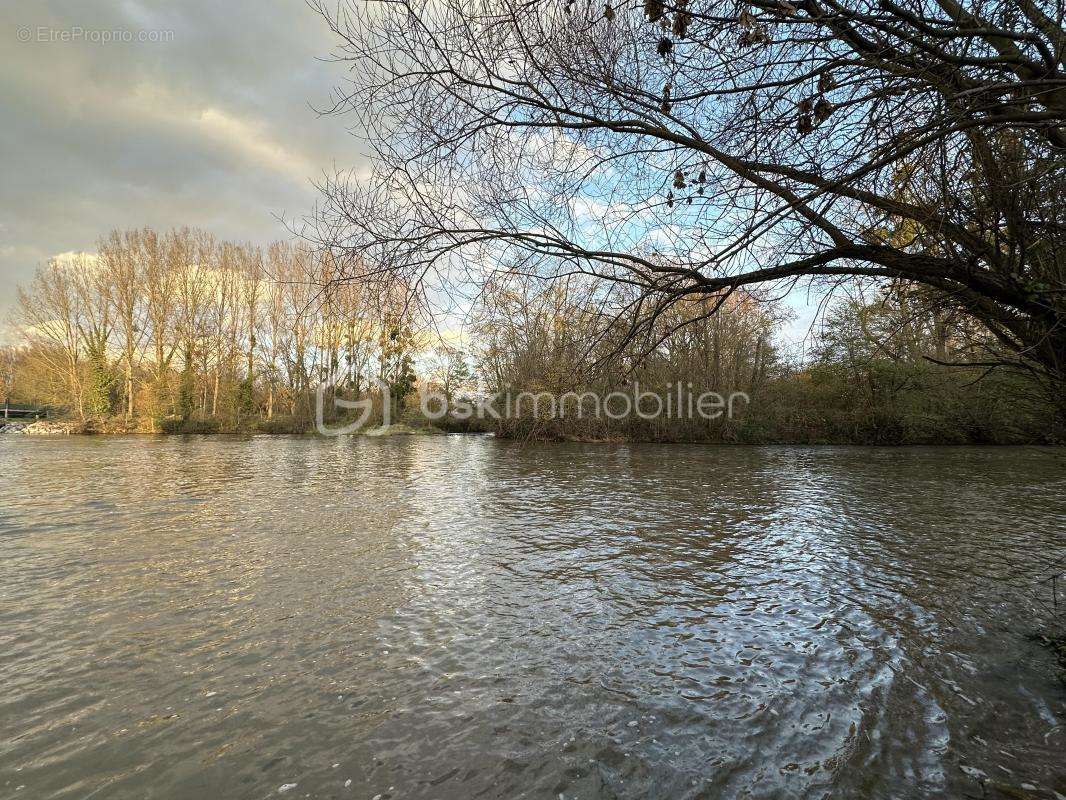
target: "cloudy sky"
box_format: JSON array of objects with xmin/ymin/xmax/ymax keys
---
[
  {"xmin": 1, "ymin": 0, "xmax": 361, "ymax": 334},
  {"xmin": 1, "ymin": 1, "xmax": 822, "ymax": 348}
]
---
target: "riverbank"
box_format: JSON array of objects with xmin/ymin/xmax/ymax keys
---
[
  {"xmin": 3, "ymin": 408, "xmax": 1062, "ymax": 444},
  {"xmin": 0, "ymin": 420, "xmax": 81, "ymax": 436},
  {"xmin": 0, "ymin": 417, "xmax": 451, "ymax": 438},
  {"xmin": 2, "ymin": 417, "xmax": 1062, "ymax": 445}
]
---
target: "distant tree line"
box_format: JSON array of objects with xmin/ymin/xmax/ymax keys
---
[
  {"xmin": 3, "ymin": 226, "xmax": 1059, "ymax": 442},
  {"xmin": 470, "ymin": 276, "xmax": 1061, "ymax": 442},
  {"xmin": 5, "ymin": 227, "xmax": 421, "ymax": 431}
]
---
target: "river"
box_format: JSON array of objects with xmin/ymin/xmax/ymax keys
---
[{"xmin": 1, "ymin": 436, "xmax": 1064, "ymax": 799}]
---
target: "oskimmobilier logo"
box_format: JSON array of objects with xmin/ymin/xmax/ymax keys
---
[
  {"xmin": 316, "ymin": 372, "xmax": 749, "ymax": 437},
  {"xmin": 315, "ymin": 373, "xmax": 392, "ymax": 436}
]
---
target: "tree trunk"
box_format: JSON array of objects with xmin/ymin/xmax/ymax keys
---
[{"xmin": 126, "ymin": 361, "xmax": 134, "ymax": 420}]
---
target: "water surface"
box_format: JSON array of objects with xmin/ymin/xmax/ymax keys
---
[{"xmin": 1, "ymin": 436, "xmax": 1064, "ymax": 799}]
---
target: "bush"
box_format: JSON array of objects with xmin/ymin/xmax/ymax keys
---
[
  {"xmin": 254, "ymin": 415, "xmax": 310, "ymax": 434},
  {"xmin": 156, "ymin": 415, "xmax": 222, "ymax": 434}
]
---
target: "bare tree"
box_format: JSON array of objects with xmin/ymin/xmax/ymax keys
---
[
  {"xmin": 427, "ymin": 345, "xmax": 474, "ymax": 404},
  {"xmin": 172, "ymin": 229, "xmax": 214, "ymax": 417},
  {"xmin": 16, "ymin": 259, "xmax": 88, "ymax": 417},
  {"xmin": 144, "ymin": 229, "xmax": 180, "ymax": 416},
  {"xmin": 69, "ymin": 254, "xmax": 114, "ymax": 416},
  {"xmin": 311, "ymin": 0, "xmax": 1065, "ymax": 394},
  {"xmin": 0, "ymin": 346, "xmax": 20, "ymax": 404},
  {"xmin": 280, "ymin": 243, "xmax": 317, "ymax": 415},
  {"xmin": 263, "ymin": 242, "xmax": 292, "ymax": 418},
  {"xmin": 240, "ymin": 244, "xmax": 264, "ymax": 418},
  {"xmin": 100, "ymin": 229, "xmax": 148, "ymax": 419},
  {"xmin": 205, "ymin": 241, "xmax": 238, "ymax": 417}
]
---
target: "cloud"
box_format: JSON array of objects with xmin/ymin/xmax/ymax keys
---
[
  {"xmin": 0, "ymin": 0, "xmax": 365, "ymax": 331},
  {"xmin": 196, "ymin": 107, "xmax": 319, "ymax": 182}
]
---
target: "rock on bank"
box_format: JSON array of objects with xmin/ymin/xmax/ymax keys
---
[{"xmin": 0, "ymin": 421, "xmax": 78, "ymax": 435}]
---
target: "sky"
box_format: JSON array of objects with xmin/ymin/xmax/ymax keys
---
[
  {"xmin": 0, "ymin": 0, "xmax": 362, "ymax": 337},
  {"xmin": 1, "ymin": 0, "xmax": 822, "ymax": 351}
]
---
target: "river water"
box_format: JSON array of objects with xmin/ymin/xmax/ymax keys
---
[{"xmin": 1, "ymin": 436, "xmax": 1064, "ymax": 799}]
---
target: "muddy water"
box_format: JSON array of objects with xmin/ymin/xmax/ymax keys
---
[{"xmin": 1, "ymin": 436, "xmax": 1064, "ymax": 799}]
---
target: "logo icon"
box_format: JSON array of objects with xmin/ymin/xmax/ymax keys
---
[{"xmin": 315, "ymin": 373, "xmax": 390, "ymax": 436}]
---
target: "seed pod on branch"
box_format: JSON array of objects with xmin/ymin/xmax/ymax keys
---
[
  {"xmin": 657, "ymin": 36, "xmax": 673, "ymax": 56},
  {"xmin": 814, "ymin": 97, "xmax": 833, "ymax": 123},
  {"xmin": 796, "ymin": 97, "xmax": 814, "ymax": 135},
  {"xmin": 737, "ymin": 10, "xmax": 770, "ymax": 47},
  {"xmin": 661, "ymin": 83, "xmax": 672, "ymax": 113},
  {"xmin": 672, "ymin": 0, "xmax": 691, "ymax": 37}
]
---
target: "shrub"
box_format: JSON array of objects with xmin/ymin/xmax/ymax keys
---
[
  {"xmin": 156, "ymin": 415, "xmax": 222, "ymax": 434},
  {"xmin": 254, "ymin": 415, "xmax": 310, "ymax": 434}
]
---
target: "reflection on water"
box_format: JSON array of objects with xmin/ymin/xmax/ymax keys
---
[{"xmin": 0, "ymin": 436, "xmax": 1064, "ymax": 799}]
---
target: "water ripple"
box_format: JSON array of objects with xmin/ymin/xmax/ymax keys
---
[{"xmin": 1, "ymin": 437, "xmax": 1064, "ymax": 799}]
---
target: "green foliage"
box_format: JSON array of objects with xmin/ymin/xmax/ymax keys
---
[
  {"xmin": 177, "ymin": 354, "xmax": 196, "ymax": 420},
  {"xmin": 254, "ymin": 415, "xmax": 310, "ymax": 434},
  {"xmin": 389, "ymin": 352, "xmax": 417, "ymax": 403},
  {"xmin": 237, "ymin": 376, "xmax": 255, "ymax": 417},
  {"xmin": 83, "ymin": 348, "xmax": 115, "ymax": 417},
  {"xmin": 157, "ymin": 415, "xmax": 222, "ymax": 435},
  {"xmin": 380, "ymin": 319, "xmax": 418, "ymax": 420}
]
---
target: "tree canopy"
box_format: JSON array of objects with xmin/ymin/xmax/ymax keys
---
[{"xmin": 312, "ymin": 0, "xmax": 1065, "ymax": 388}]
